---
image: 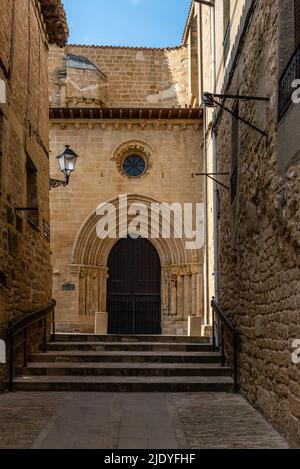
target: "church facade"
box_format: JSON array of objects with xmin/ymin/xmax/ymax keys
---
[{"xmin": 49, "ymin": 43, "xmax": 205, "ymax": 334}]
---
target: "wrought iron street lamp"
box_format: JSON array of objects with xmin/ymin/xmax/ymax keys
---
[{"xmin": 49, "ymin": 145, "xmax": 79, "ymax": 189}]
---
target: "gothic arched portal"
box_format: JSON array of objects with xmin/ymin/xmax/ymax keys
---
[{"xmin": 69, "ymin": 194, "xmax": 204, "ymax": 334}]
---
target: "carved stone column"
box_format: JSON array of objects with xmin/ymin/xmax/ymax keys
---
[
  {"xmin": 196, "ymin": 272, "xmax": 203, "ymax": 318},
  {"xmin": 79, "ymin": 267, "xmax": 87, "ymax": 316},
  {"xmin": 184, "ymin": 274, "xmax": 191, "ymax": 318},
  {"xmin": 170, "ymin": 274, "xmax": 177, "ymax": 316},
  {"xmin": 191, "ymin": 273, "xmax": 197, "ymax": 316},
  {"xmin": 177, "ymin": 275, "xmax": 184, "ymax": 319}
]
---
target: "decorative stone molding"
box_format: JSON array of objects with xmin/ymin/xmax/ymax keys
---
[
  {"xmin": 111, "ymin": 139, "xmax": 154, "ymax": 179},
  {"xmin": 50, "ymin": 121, "xmax": 197, "ymax": 131},
  {"xmin": 39, "ymin": 0, "xmax": 69, "ymax": 47}
]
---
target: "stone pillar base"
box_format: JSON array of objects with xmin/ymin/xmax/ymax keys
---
[
  {"xmin": 201, "ymin": 324, "xmax": 213, "ymax": 337},
  {"xmin": 95, "ymin": 312, "xmax": 108, "ymax": 335},
  {"xmin": 188, "ymin": 316, "xmax": 202, "ymax": 337}
]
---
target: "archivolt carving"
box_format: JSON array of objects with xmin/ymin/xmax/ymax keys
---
[
  {"xmin": 70, "ymin": 194, "xmax": 200, "ymax": 268},
  {"xmin": 70, "ymin": 194, "xmax": 203, "ymax": 323}
]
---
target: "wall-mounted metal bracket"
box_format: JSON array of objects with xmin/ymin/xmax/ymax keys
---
[
  {"xmin": 203, "ymin": 92, "xmax": 269, "ymax": 137},
  {"xmin": 49, "ymin": 173, "xmax": 70, "ymax": 190},
  {"xmin": 14, "ymin": 207, "xmax": 38, "ymax": 211},
  {"xmin": 193, "ymin": 172, "xmax": 230, "ymax": 190}
]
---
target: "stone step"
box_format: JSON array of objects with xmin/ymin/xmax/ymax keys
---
[
  {"xmin": 46, "ymin": 341, "xmax": 213, "ymax": 352},
  {"xmin": 11, "ymin": 375, "xmax": 234, "ymax": 392},
  {"xmin": 17, "ymin": 362, "xmax": 232, "ymax": 377},
  {"xmin": 54, "ymin": 334, "xmax": 210, "ymax": 344},
  {"xmin": 29, "ymin": 350, "xmax": 222, "ymax": 364}
]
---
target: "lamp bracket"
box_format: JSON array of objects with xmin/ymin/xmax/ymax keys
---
[{"xmin": 49, "ymin": 173, "xmax": 70, "ymax": 190}]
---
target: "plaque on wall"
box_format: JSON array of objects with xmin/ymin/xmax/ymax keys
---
[{"xmin": 62, "ymin": 283, "xmax": 76, "ymax": 291}]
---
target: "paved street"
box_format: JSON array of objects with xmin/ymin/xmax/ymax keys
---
[{"xmin": 0, "ymin": 392, "xmax": 289, "ymax": 449}]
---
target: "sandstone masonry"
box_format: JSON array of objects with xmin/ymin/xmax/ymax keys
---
[
  {"xmin": 185, "ymin": 0, "xmax": 300, "ymax": 447},
  {"xmin": 49, "ymin": 42, "xmax": 204, "ymax": 334},
  {"xmin": 0, "ymin": 0, "xmax": 68, "ymax": 387}
]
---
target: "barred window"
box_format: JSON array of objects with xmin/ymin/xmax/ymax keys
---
[{"xmin": 26, "ymin": 156, "xmax": 39, "ymax": 228}]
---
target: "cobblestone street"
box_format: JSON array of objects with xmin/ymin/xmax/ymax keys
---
[{"xmin": 0, "ymin": 392, "xmax": 289, "ymax": 449}]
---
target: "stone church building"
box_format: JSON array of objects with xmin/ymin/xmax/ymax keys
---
[
  {"xmin": 49, "ymin": 43, "xmax": 205, "ymax": 335},
  {"xmin": 1, "ymin": 0, "xmax": 299, "ymax": 448}
]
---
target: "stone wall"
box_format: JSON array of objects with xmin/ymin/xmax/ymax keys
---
[
  {"xmin": 0, "ymin": 0, "xmax": 67, "ymax": 387},
  {"xmin": 213, "ymin": 0, "xmax": 300, "ymax": 447},
  {"xmin": 49, "ymin": 44, "xmax": 189, "ymax": 108},
  {"xmin": 48, "ymin": 37, "xmax": 204, "ymax": 335}
]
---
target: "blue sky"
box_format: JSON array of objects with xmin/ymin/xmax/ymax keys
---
[{"xmin": 63, "ymin": 0, "xmax": 191, "ymax": 48}]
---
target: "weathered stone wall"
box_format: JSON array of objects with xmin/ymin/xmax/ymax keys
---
[
  {"xmin": 49, "ymin": 44, "xmax": 189, "ymax": 108},
  {"xmin": 213, "ymin": 0, "xmax": 300, "ymax": 447},
  {"xmin": 0, "ymin": 0, "xmax": 66, "ymax": 387}
]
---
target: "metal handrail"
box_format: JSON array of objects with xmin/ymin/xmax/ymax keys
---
[
  {"xmin": 5, "ymin": 299, "xmax": 56, "ymax": 391},
  {"xmin": 211, "ymin": 298, "xmax": 239, "ymax": 392}
]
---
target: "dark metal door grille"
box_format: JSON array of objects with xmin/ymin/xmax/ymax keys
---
[{"xmin": 107, "ymin": 237, "xmax": 161, "ymax": 334}]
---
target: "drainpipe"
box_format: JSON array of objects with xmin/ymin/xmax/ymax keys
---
[
  {"xmin": 194, "ymin": 0, "xmax": 218, "ymax": 314},
  {"xmin": 198, "ymin": 4, "xmax": 210, "ymax": 326},
  {"xmin": 210, "ymin": 3, "xmax": 219, "ymax": 305}
]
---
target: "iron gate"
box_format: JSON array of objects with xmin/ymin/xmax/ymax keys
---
[{"xmin": 107, "ymin": 237, "xmax": 161, "ymax": 334}]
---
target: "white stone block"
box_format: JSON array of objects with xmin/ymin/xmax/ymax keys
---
[
  {"xmin": 0, "ymin": 79, "xmax": 6, "ymax": 104},
  {"xmin": 0, "ymin": 339, "xmax": 6, "ymax": 364},
  {"xmin": 95, "ymin": 312, "xmax": 108, "ymax": 335},
  {"xmin": 188, "ymin": 316, "xmax": 202, "ymax": 337}
]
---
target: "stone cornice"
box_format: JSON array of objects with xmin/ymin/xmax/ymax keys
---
[
  {"xmin": 50, "ymin": 107, "xmax": 203, "ymax": 121},
  {"xmin": 50, "ymin": 107, "xmax": 202, "ymax": 130},
  {"xmin": 39, "ymin": 0, "xmax": 69, "ymax": 47}
]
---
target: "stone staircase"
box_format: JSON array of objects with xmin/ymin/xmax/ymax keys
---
[{"xmin": 12, "ymin": 334, "xmax": 234, "ymax": 392}]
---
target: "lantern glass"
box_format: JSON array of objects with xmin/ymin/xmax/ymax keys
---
[{"xmin": 56, "ymin": 146, "xmax": 78, "ymax": 175}]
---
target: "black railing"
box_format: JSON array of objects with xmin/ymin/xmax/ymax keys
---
[
  {"xmin": 211, "ymin": 298, "xmax": 239, "ymax": 392},
  {"xmin": 6, "ymin": 300, "xmax": 56, "ymax": 391},
  {"xmin": 278, "ymin": 42, "xmax": 300, "ymax": 121}
]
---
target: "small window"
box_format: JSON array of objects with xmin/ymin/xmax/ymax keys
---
[
  {"xmin": 223, "ymin": 0, "xmax": 231, "ymax": 63},
  {"xmin": 66, "ymin": 54, "xmax": 106, "ymax": 79},
  {"xmin": 26, "ymin": 156, "xmax": 39, "ymax": 228},
  {"xmin": 122, "ymin": 155, "xmax": 146, "ymax": 178},
  {"xmin": 231, "ymin": 101, "xmax": 239, "ymax": 203},
  {"xmin": 16, "ymin": 215, "xmax": 23, "ymax": 233}
]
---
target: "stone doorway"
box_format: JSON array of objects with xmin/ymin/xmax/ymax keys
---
[{"xmin": 107, "ymin": 237, "xmax": 161, "ymax": 334}]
